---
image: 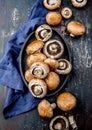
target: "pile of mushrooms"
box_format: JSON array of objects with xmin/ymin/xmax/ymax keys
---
[{"xmin": 24, "ymin": 24, "xmax": 72, "ymax": 98}]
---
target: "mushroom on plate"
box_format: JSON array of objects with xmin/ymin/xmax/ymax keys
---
[
  {"xmin": 49, "ymin": 115, "xmax": 69, "ymax": 130},
  {"xmin": 26, "ymin": 40, "xmax": 44, "ymax": 55},
  {"xmin": 43, "ymin": 39, "xmax": 64, "ymax": 59},
  {"xmin": 35, "ymin": 24, "xmax": 52, "ymax": 42},
  {"xmin": 43, "ymin": 0, "xmax": 61, "ymax": 10},
  {"xmin": 67, "ymin": 21, "xmax": 86, "ymax": 37},
  {"xmin": 37, "ymin": 99, "xmax": 56, "ymax": 118},
  {"xmin": 28, "ymin": 79, "xmax": 47, "ymax": 98},
  {"xmin": 24, "ymin": 69, "xmax": 34, "ymax": 82},
  {"xmin": 45, "ymin": 71, "xmax": 60, "ymax": 91},
  {"xmin": 55, "ymin": 59, "xmax": 72, "ymax": 75},
  {"xmin": 61, "ymin": 7, "xmax": 72, "ymax": 19},
  {"xmin": 71, "ymin": 0, "xmax": 88, "ymax": 8},
  {"xmin": 30, "ymin": 61, "xmax": 50, "ymax": 79}
]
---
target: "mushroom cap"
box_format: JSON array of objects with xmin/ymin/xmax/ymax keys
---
[
  {"xmin": 35, "ymin": 24, "xmax": 52, "ymax": 42},
  {"xmin": 30, "ymin": 61, "xmax": 50, "ymax": 79},
  {"xmin": 26, "ymin": 53, "xmax": 47, "ymax": 67},
  {"xmin": 24, "ymin": 69, "xmax": 34, "ymax": 82},
  {"xmin": 71, "ymin": 0, "xmax": 88, "ymax": 8},
  {"xmin": 46, "ymin": 12, "xmax": 62, "ymax": 26},
  {"xmin": 57, "ymin": 92, "xmax": 77, "ymax": 112},
  {"xmin": 61, "ymin": 7, "xmax": 72, "ymax": 19},
  {"xmin": 49, "ymin": 115, "xmax": 69, "ymax": 130},
  {"xmin": 67, "ymin": 21, "xmax": 86, "ymax": 36},
  {"xmin": 45, "ymin": 71, "xmax": 60, "ymax": 91},
  {"xmin": 55, "ymin": 59, "xmax": 72, "ymax": 75},
  {"xmin": 43, "ymin": 0, "xmax": 61, "ymax": 10},
  {"xmin": 28, "ymin": 79, "xmax": 47, "ymax": 98},
  {"xmin": 38, "ymin": 99, "xmax": 55, "ymax": 118},
  {"xmin": 26, "ymin": 40, "xmax": 44, "ymax": 55},
  {"xmin": 43, "ymin": 39, "xmax": 64, "ymax": 59}
]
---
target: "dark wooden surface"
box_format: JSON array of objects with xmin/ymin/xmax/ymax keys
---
[{"xmin": 0, "ymin": 0, "xmax": 92, "ymax": 130}]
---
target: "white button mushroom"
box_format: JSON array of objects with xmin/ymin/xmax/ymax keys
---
[{"xmin": 71, "ymin": 0, "xmax": 88, "ymax": 8}]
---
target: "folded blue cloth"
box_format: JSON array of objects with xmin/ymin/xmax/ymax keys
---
[{"xmin": 0, "ymin": 0, "xmax": 49, "ymax": 118}]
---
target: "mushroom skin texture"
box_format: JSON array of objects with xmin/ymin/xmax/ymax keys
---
[
  {"xmin": 67, "ymin": 21, "xmax": 86, "ymax": 37},
  {"xmin": 71, "ymin": 0, "xmax": 88, "ymax": 8},
  {"xmin": 24, "ymin": 69, "xmax": 34, "ymax": 82},
  {"xmin": 45, "ymin": 71, "xmax": 60, "ymax": 91},
  {"xmin": 30, "ymin": 62, "xmax": 50, "ymax": 79},
  {"xmin": 28, "ymin": 79, "xmax": 47, "ymax": 98},
  {"xmin": 26, "ymin": 53, "xmax": 47, "ymax": 67},
  {"xmin": 55, "ymin": 59, "xmax": 72, "ymax": 75},
  {"xmin": 61, "ymin": 7, "xmax": 72, "ymax": 19},
  {"xmin": 57, "ymin": 92, "xmax": 77, "ymax": 112},
  {"xmin": 46, "ymin": 12, "xmax": 62, "ymax": 26},
  {"xmin": 44, "ymin": 58, "xmax": 59, "ymax": 70},
  {"xmin": 49, "ymin": 115, "xmax": 69, "ymax": 130},
  {"xmin": 38, "ymin": 99, "xmax": 56, "ymax": 118},
  {"xmin": 43, "ymin": 39, "xmax": 64, "ymax": 59},
  {"xmin": 35, "ymin": 24, "xmax": 52, "ymax": 42},
  {"xmin": 43, "ymin": 0, "xmax": 61, "ymax": 10},
  {"xmin": 26, "ymin": 40, "xmax": 44, "ymax": 55}
]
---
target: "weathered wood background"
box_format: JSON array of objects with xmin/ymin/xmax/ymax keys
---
[{"xmin": 0, "ymin": 0, "xmax": 92, "ymax": 130}]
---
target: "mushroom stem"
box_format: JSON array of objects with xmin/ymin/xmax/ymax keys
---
[
  {"xmin": 51, "ymin": 103, "xmax": 56, "ymax": 109},
  {"xmin": 68, "ymin": 115, "xmax": 78, "ymax": 130}
]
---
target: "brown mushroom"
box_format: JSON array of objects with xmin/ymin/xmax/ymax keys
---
[
  {"xmin": 57, "ymin": 92, "xmax": 77, "ymax": 112},
  {"xmin": 28, "ymin": 79, "xmax": 47, "ymax": 98},
  {"xmin": 26, "ymin": 53, "xmax": 47, "ymax": 67},
  {"xmin": 24, "ymin": 69, "xmax": 34, "ymax": 82},
  {"xmin": 35, "ymin": 24, "xmax": 52, "ymax": 42},
  {"xmin": 30, "ymin": 61, "xmax": 50, "ymax": 79},
  {"xmin": 43, "ymin": 0, "xmax": 61, "ymax": 10},
  {"xmin": 37, "ymin": 99, "xmax": 56, "ymax": 118},
  {"xmin": 43, "ymin": 39, "xmax": 64, "ymax": 59},
  {"xmin": 71, "ymin": 0, "xmax": 88, "ymax": 8},
  {"xmin": 26, "ymin": 40, "xmax": 44, "ymax": 55},
  {"xmin": 67, "ymin": 21, "xmax": 86, "ymax": 37},
  {"xmin": 61, "ymin": 7, "xmax": 72, "ymax": 19},
  {"xmin": 45, "ymin": 71, "xmax": 60, "ymax": 91},
  {"xmin": 49, "ymin": 115, "xmax": 69, "ymax": 130},
  {"xmin": 46, "ymin": 12, "xmax": 62, "ymax": 26},
  {"xmin": 55, "ymin": 59, "xmax": 72, "ymax": 75}
]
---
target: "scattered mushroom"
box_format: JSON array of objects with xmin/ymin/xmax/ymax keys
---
[
  {"xmin": 67, "ymin": 21, "xmax": 86, "ymax": 37},
  {"xmin": 24, "ymin": 69, "xmax": 34, "ymax": 82},
  {"xmin": 71, "ymin": 0, "xmax": 88, "ymax": 8},
  {"xmin": 35, "ymin": 24, "xmax": 52, "ymax": 42},
  {"xmin": 55, "ymin": 59, "xmax": 72, "ymax": 75},
  {"xmin": 61, "ymin": 7, "xmax": 72, "ymax": 19},
  {"xmin": 46, "ymin": 12, "xmax": 62, "ymax": 26},
  {"xmin": 43, "ymin": 39, "xmax": 64, "ymax": 59},
  {"xmin": 43, "ymin": 0, "xmax": 61, "ymax": 10},
  {"xmin": 26, "ymin": 40, "xmax": 44, "ymax": 55},
  {"xmin": 26, "ymin": 53, "xmax": 47, "ymax": 67},
  {"xmin": 30, "ymin": 61, "xmax": 50, "ymax": 79},
  {"xmin": 37, "ymin": 99, "xmax": 56, "ymax": 118},
  {"xmin": 49, "ymin": 115, "xmax": 69, "ymax": 130},
  {"xmin": 28, "ymin": 79, "xmax": 47, "ymax": 98},
  {"xmin": 45, "ymin": 71, "xmax": 60, "ymax": 91}
]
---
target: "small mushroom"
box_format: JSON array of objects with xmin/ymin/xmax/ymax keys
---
[
  {"xmin": 24, "ymin": 69, "xmax": 34, "ymax": 82},
  {"xmin": 67, "ymin": 21, "xmax": 86, "ymax": 37},
  {"xmin": 43, "ymin": 0, "xmax": 61, "ymax": 10},
  {"xmin": 49, "ymin": 115, "xmax": 69, "ymax": 130},
  {"xmin": 55, "ymin": 59, "xmax": 72, "ymax": 75},
  {"xmin": 46, "ymin": 12, "xmax": 62, "ymax": 26},
  {"xmin": 57, "ymin": 92, "xmax": 77, "ymax": 112},
  {"xmin": 61, "ymin": 7, "xmax": 72, "ymax": 19},
  {"xmin": 26, "ymin": 53, "xmax": 47, "ymax": 67},
  {"xmin": 45, "ymin": 71, "xmax": 60, "ymax": 91},
  {"xmin": 30, "ymin": 62, "xmax": 50, "ymax": 79},
  {"xmin": 37, "ymin": 99, "xmax": 56, "ymax": 118},
  {"xmin": 28, "ymin": 79, "xmax": 47, "ymax": 98},
  {"xmin": 71, "ymin": 0, "xmax": 88, "ymax": 8},
  {"xmin": 26, "ymin": 40, "xmax": 44, "ymax": 55},
  {"xmin": 43, "ymin": 39, "xmax": 64, "ymax": 59},
  {"xmin": 35, "ymin": 24, "xmax": 52, "ymax": 42},
  {"xmin": 44, "ymin": 58, "xmax": 59, "ymax": 70}
]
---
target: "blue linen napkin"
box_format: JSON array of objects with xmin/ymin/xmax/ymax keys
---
[{"xmin": 0, "ymin": 0, "xmax": 49, "ymax": 118}]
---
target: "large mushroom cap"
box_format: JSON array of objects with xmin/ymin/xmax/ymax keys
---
[
  {"xmin": 38, "ymin": 99, "xmax": 56, "ymax": 118},
  {"xmin": 71, "ymin": 0, "xmax": 88, "ymax": 8},
  {"xmin": 57, "ymin": 92, "xmax": 77, "ymax": 112}
]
